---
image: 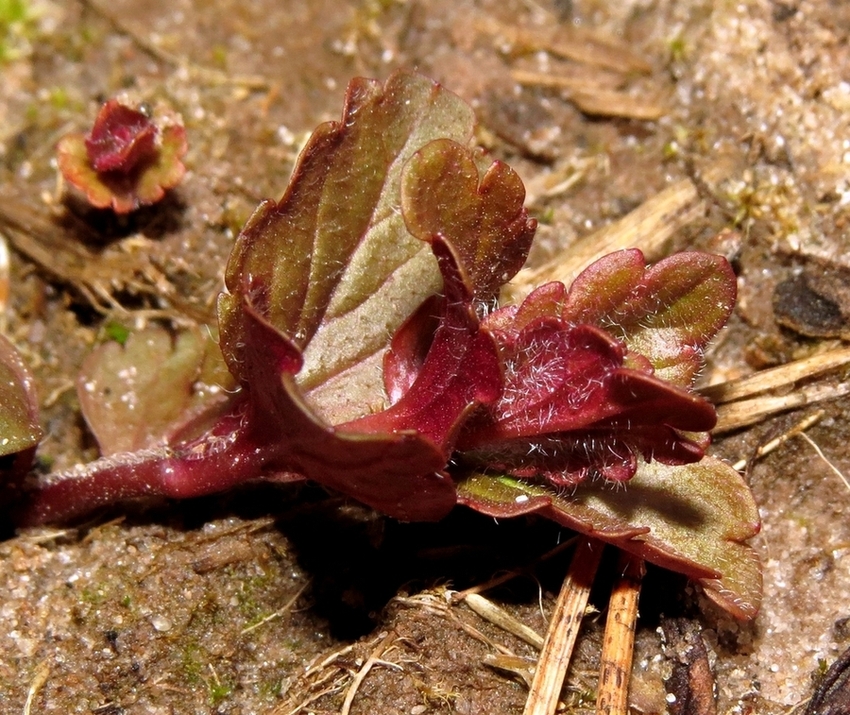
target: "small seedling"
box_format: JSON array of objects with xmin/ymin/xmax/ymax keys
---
[{"xmin": 56, "ymin": 96, "xmax": 187, "ymax": 213}]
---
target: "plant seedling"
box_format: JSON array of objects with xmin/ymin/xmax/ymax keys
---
[
  {"xmin": 57, "ymin": 96, "xmax": 187, "ymax": 213},
  {"xmin": 11, "ymin": 70, "xmax": 761, "ymax": 711}
]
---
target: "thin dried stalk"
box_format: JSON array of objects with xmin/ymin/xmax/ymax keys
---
[
  {"xmin": 701, "ymin": 346, "xmax": 850, "ymax": 404},
  {"xmin": 731, "ymin": 410, "xmax": 823, "ymax": 471},
  {"xmin": 483, "ymin": 653, "xmax": 537, "ymax": 688},
  {"xmin": 462, "ymin": 593, "xmax": 545, "ymax": 649},
  {"xmin": 477, "ymin": 18, "xmax": 652, "ymax": 74},
  {"xmin": 23, "ymin": 660, "xmax": 50, "ymax": 715},
  {"xmin": 523, "ymin": 538, "xmax": 604, "ymax": 715},
  {"xmin": 510, "ymin": 67, "xmax": 623, "ymax": 93},
  {"xmin": 511, "ymin": 70, "xmax": 665, "ymax": 120},
  {"xmin": 800, "ymin": 433, "xmax": 850, "ymax": 493},
  {"xmin": 714, "ymin": 381, "xmax": 850, "ymax": 433},
  {"xmin": 569, "ymin": 88, "xmax": 665, "ymax": 121},
  {"xmin": 596, "ymin": 553, "xmax": 645, "ymax": 715},
  {"xmin": 504, "ymin": 179, "xmax": 704, "ymax": 303},
  {"xmin": 340, "ymin": 630, "xmax": 397, "ymax": 715}
]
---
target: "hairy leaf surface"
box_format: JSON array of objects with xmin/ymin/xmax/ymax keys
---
[
  {"xmin": 219, "ymin": 71, "xmax": 485, "ymax": 425},
  {"xmin": 561, "ymin": 249, "xmax": 736, "ymax": 385}
]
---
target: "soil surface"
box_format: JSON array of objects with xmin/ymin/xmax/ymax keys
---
[{"xmin": 2, "ymin": 1, "xmax": 850, "ymax": 713}]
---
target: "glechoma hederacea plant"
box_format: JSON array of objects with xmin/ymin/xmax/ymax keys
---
[{"xmin": 5, "ymin": 71, "xmax": 761, "ymax": 619}]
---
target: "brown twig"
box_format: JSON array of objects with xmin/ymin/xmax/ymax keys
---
[
  {"xmin": 596, "ymin": 552, "xmax": 645, "ymax": 715},
  {"xmin": 523, "ymin": 538, "xmax": 604, "ymax": 715}
]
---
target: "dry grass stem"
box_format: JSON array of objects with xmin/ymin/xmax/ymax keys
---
[
  {"xmin": 23, "ymin": 661, "xmax": 50, "ymax": 715},
  {"xmin": 483, "ymin": 653, "xmax": 537, "ymax": 688},
  {"xmin": 504, "ymin": 179, "xmax": 703, "ymax": 303},
  {"xmin": 510, "ymin": 67, "xmax": 622, "ymax": 94},
  {"xmin": 596, "ymin": 553, "xmax": 645, "ymax": 715},
  {"xmin": 732, "ymin": 411, "xmax": 824, "ymax": 471},
  {"xmin": 510, "ymin": 70, "xmax": 664, "ymax": 120},
  {"xmin": 302, "ymin": 643, "xmax": 357, "ymax": 679},
  {"xmin": 477, "ymin": 18, "xmax": 651, "ymax": 74},
  {"xmin": 702, "ymin": 346, "xmax": 850, "ymax": 404},
  {"xmin": 714, "ymin": 381, "xmax": 850, "ymax": 433},
  {"xmin": 340, "ymin": 630, "xmax": 397, "ymax": 715},
  {"xmin": 275, "ymin": 673, "xmax": 348, "ymax": 715},
  {"xmin": 523, "ymin": 538, "xmax": 604, "ymax": 715},
  {"xmin": 462, "ymin": 593, "xmax": 545, "ymax": 649},
  {"xmin": 568, "ymin": 88, "xmax": 665, "ymax": 121},
  {"xmin": 800, "ymin": 433, "xmax": 850, "ymax": 493},
  {"xmin": 396, "ymin": 591, "xmax": 514, "ymax": 655}
]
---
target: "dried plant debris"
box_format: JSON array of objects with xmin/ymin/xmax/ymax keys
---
[
  {"xmin": 662, "ymin": 618, "xmax": 717, "ymax": 715},
  {"xmin": 804, "ymin": 645, "xmax": 850, "ymax": 715},
  {"xmin": 0, "ymin": 193, "xmax": 202, "ymax": 318},
  {"xmin": 16, "ymin": 71, "xmax": 760, "ymax": 620},
  {"xmin": 774, "ymin": 264, "xmax": 850, "ymax": 339}
]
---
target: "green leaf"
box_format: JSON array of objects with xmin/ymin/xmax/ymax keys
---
[
  {"xmin": 456, "ymin": 455, "xmax": 762, "ymax": 620},
  {"xmin": 78, "ymin": 327, "xmax": 234, "ymax": 455},
  {"xmin": 0, "ymin": 333, "xmax": 41, "ymax": 457},
  {"xmin": 219, "ymin": 71, "xmax": 481, "ymax": 425}
]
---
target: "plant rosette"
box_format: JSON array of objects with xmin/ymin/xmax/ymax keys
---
[{"xmin": 56, "ymin": 94, "xmax": 187, "ymax": 213}]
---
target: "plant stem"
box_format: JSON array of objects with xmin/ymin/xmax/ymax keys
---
[
  {"xmin": 596, "ymin": 551, "xmax": 645, "ymax": 715},
  {"xmin": 523, "ymin": 536, "xmax": 603, "ymax": 715}
]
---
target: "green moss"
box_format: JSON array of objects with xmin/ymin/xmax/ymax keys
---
[
  {"xmin": 211, "ymin": 44, "xmax": 228, "ymax": 70},
  {"xmin": 535, "ymin": 206, "xmax": 555, "ymax": 225},
  {"xmin": 79, "ymin": 584, "xmax": 109, "ymax": 605},
  {"xmin": 103, "ymin": 321, "xmax": 131, "ymax": 346},
  {"xmin": 258, "ymin": 677, "xmax": 283, "ymax": 699},
  {"xmin": 0, "ymin": 0, "xmax": 34, "ymax": 63},
  {"xmin": 668, "ymin": 34, "xmax": 688, "ymax": 63},
  {"xmin": 180, "ymin": 642, "xmax": 205, "ymax": 683},
  {"xmin": 208, "ymin": 677, "xmax": 234, "ymax": 706}
]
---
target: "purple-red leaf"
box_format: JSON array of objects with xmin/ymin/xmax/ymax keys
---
[
  {"xmin": 57, "ymin": 98, "xmax": 187, "ymax": 213},
  {"xmin": 84, "ymin": 100, "xmax": 158, "ymax": 173},
  {"xmin": 454, "ymin": 289, "xmax": 716, "ymax": 487}
]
